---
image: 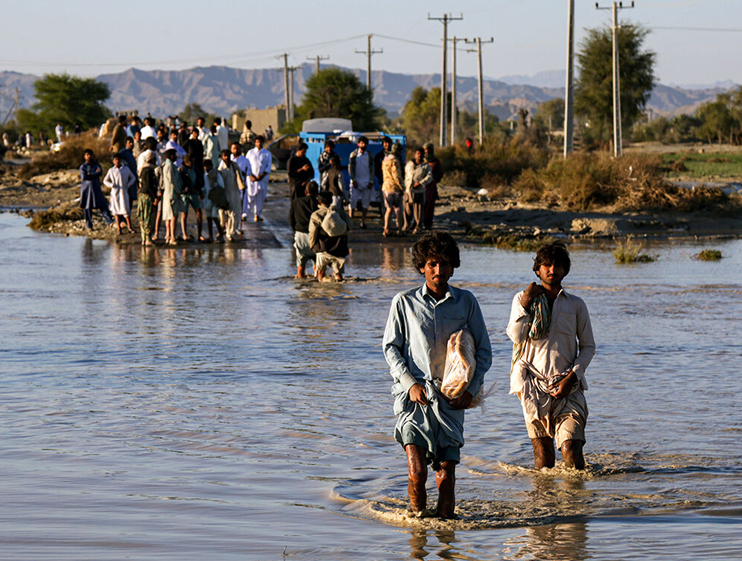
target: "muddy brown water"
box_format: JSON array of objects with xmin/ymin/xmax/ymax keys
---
[{"xmin": 0, "ymin": 212, "xmax": 740, "ymax": 560}]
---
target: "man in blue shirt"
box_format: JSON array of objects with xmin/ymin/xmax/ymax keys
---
[{"xmin": 383, "ymin": 232, "xmax": 492, "ymax": 518}]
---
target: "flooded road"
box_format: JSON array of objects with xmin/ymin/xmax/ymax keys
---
[{"xmin": 0, "ymin": 212, "xmax": 740, "ymax": 560}]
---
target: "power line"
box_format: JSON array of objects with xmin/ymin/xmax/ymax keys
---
[{"xmin": 649, "ymin": 26, "xmax": 742, "ymax": 32}]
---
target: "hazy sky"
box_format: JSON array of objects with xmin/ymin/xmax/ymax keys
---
[{"xmin": 1, "ymin": 0, "xmax": 739, "ymax": 86}]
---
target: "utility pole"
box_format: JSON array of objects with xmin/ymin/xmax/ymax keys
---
[
  {"xmin": 563, "ymin": 0, "xmax": 575, "ymax": 158},
  {"xmin": 597, "ymin": 1, "xmax": 635, "ymax": 157},
  {"xmin": 465, "ymin": 37, "xmax": 494, "ymax": 147},
  {"xmin": 277, "ymin": 54, "xmax": 291, "ymax": 122},
  {"xmin": 307, "ymin": 55, "xmax": 329, "ymax": 74},
  {"xmin": 429, "ymin": 13, "xmax": 463, "ymax": 147},
  {"xmin": 288, "ymin": 66, "xmax": 298, "ymax": 121},
  {"xmin": 450, "ymin": 36, "xmax": 461, "ymax": 145},
  {"xmin": 355, "ymin": 34, "xmax": 382, "ymax": 92}
]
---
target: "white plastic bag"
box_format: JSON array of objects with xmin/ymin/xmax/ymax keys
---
[{"xmin": 440, "ymin": 329, "xmax": 476, "ymax": 400}]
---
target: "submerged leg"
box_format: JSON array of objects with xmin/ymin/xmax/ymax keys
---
[
  {"xmin": 405, "ymin": 444, "xmax": 428, "ymax": 513},
  {"xmin": 532, "ymin": 437, "xmax": 556, "ymax": 469},
  {"xmin": 560, "ymin": 439, "xmax": 585, "ymax": 470},
  {"xmin": 435, "ymin": 460, "xmax": 456, "ymax": 519}
]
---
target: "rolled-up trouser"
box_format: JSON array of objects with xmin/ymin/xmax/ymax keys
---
[{"xmin": 293, "ymin": 231, "xmax": 315, "ymax": 268}]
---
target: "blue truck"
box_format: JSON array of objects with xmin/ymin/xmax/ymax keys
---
[{"xmin": 299, "ymin": 118, "xmax": 406, "ymax": 194}]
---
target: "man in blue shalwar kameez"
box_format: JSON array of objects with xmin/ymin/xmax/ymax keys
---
[
  {"xmin": 383, "ymin": 231, "xmax": 492, "ymax": 518},
  {"xmin": 79, "ymin": 149, "xmax": 113, "ymax": 230}
]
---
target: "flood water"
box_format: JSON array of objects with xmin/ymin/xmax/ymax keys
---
[{"xmin": 1, "ymin": 212, "xmax": 741, "ymax": 560}]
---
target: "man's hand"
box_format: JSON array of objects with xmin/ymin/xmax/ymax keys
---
[
  {"xmin": 408, "ymin": 383, "xmax": 429, "ymax": 406},
  {"xmin": 549, "ymin": 371, "xmax": 576, "ymax": 400},
  {"xmin": 449, "ymin": 391, "xmax": 473, "ymax": 410},
  {"xmin": 521, "ymin": 282, "xmax": 545, "ymax": 311},
  {"xmin": 249, "ymin": 175, "xmax": 258, "ymax": 182}
]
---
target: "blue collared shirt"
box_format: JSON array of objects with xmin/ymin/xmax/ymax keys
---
[{"xmin": 383, "ymin": 283, "xmax": 492, "ymax": 397}]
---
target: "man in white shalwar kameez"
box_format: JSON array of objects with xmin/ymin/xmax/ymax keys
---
[
  {"xmin": 218, "ymin": 150, "xmax": 243, "ymax": 241},
  {"xmin": 103, "ymin": 153, "xmax": 137, "ymax": 234},
  {"xmin": 230, "ymin": 142, "xmax": 251, "ymax": 222},
  {"xmin": 507, "ymin": 242, "xmax": 595, "ymax": 470},
  {"xmin": 245, "ymin": 136, "xmax": 272, "ymax": 222}
]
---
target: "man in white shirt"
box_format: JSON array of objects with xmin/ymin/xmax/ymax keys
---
[
  {"xmin": 214, "ymin": 118, "xmax": 229, "ymax": 156},
  {"xmin": 348, "ymin": 135, "xmax": 374, "ymax": 229},
  {"xmin": 245, "ymin": 136, "xmax": 272, "ymax": 222},
  {"xmin": 230, "ymin": 142, "xmax": 251, "ymax": 221},
  {"xmin": 139, "ymin": 117, "xmax": 157, "ymax": 140},
  {"xmin": 507, "ymin": 242, "xmax": 595, "ymax": 470},
  {"xmin": 55, "ymin": 123, "xmax": 64, "ymax": 142}
]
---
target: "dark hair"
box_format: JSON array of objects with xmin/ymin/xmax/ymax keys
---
[
  {"xmin": 83, "ymin": 148, "xmax": 95, "ymax": 157},
  {"xmin": 412, "ymin": 231, "xmax": 460, "ymax": 272},
  {"xmin": 118, "ymin": 115, "xmax": 127, "ymax": 124},
  {"xmin": 297, "ymin": 142, "xmax": 308, "ymax": 152},
  {"xmin": 164, "ymin": 148, "xmax": 177, "ymax": 159},
  {"xmin": 210, "ymin": 125, "xmax": 217, "ymax": 134},
  {"xmin": 306, "ymin": 180, "xmax": 319, "ymax": 196},
  {"xmin": 220, "ymin": 149, "xmax": 230, "ymax": 158},
  {"xmin": 183, "ymin": 154, "xmax": 192, "ymax": 165},
  {"xmin": 231, "ymin": 141, "xmax": 241, "ymax": 149},
  {"xmin": 382, "ymin": 136, "xmax": 392, "ymax": 145},
  {"xmin": 357, "ymin": 135, "xmax": 368, "ymax": 144},
  {"xmin": 256, "ymin": 135, "xmax": 265, "ymax": 143},
  {"xmin": 324, "ymin": 139, "xmax": 335, "ymax": 149},
  {"xmin": 213, "ymin": 117, "xmax": 222, "ymax": 125},
  {"xmin": 204, "ymin": 158, "xmax": 213, "ymax": 169},
  {"xmin": 330, "ymin": 153, "xmax": 341, "ymax": 167},
  {"xmin": 533, "ymin": 241, "xmax": 571, "ymax": 276},
  {"xmin": 246, "ymin": 120, "xmax": 252, "ymax": 128},
  {"xmin": 318, "ymin": 191, "xmax": 333, "ymax": 206},
  {"xmin": 145, "ymin": 137, "xmax": 157, "ymax": 150}
]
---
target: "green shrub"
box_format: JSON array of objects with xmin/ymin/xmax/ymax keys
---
[{"xmin": 695, "ymin": 249, "xmax": 722, "ymax": 261}]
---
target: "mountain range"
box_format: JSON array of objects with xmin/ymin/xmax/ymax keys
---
[{"xmin": 0, "ymin": 65, "xmax": 735, "ymax": 125}]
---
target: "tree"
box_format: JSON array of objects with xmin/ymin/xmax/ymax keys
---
[
  {"xmin": 16, "ymin": 73, "xmax": 110, "ymax": 136},
  {"xmin": 534, "ymin": 98, "xmax": 565, "ymax": 131},
  {"xmin": 178, "ymin": 102, "xmax": 220, "ymax": 127},
  {"xmin": 402, "ymin": 87, "xmax": 441, "ymax": 145},
  {"xmin": 575, "ymin": 24, "xmax": 656, "ymax": 144},
  {"xmin": 281, "ymin": 68, "xmax": 382, "ymax": 133}
]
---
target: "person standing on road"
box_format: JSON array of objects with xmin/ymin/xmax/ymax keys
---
[
  {"xmin": 79, "ymin": 149, "xmax": 114, "ymax": 230},
  {"xmin": 348, "ymin": 135, "xmax": 374, "ymax": 229},
  {"xmin": 245, "ymin": 136, "xmax": 271, "ymax": 222},
  {"xmin": 404, "ymin": 147, "xmax": 432, "ymax": 234},
  {"xmin": 287, "ymin": 142, "xmax": 314, "ymax": 200},
  {"xmin": 423, "ymin": 143, "xmax": 443, "ymax": 230}
]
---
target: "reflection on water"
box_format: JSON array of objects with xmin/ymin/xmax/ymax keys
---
[{"xmin": 1, "ymin": 214, "xmax": 741, "ymax": 560}]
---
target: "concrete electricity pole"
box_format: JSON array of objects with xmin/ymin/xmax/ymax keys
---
[
  {"xmin": 465, "ymin": 37, "xmax": 494, "ymax": 147},
  {"xmin": 429, "ymin": 13, "xmax": 463, "ymax": 147},
  {"xmin": 597, "ymin": 1, "xmax": 635, "ymax": 157},
  {"xmin": 307, "ymin": 55, "xmax": 329, "ymax": 74},
  {"xmin": 450, "ymin": 36, "xmax": 462, "ymax": 145},
  {"xmin": 355, "ymin": 34, "xmax": 382, "ymax": 92},
  {"xmin": 563, "ymin": 0, "xmax": 575, "ymax": 158},
  {"xmin": 288, "ymin": 66, "xmax": 298, "ymax": 121},
  {"xmin": 278, "ymin": 54, "xmax": 291, "ymax": 121}
]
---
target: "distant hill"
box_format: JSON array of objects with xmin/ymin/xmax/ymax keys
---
[{"xmin": 0, "ymin": 65, "xmax": 735, "ymax": 125}]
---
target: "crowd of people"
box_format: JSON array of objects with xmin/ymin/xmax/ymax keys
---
[
  {"xmin": 286, "ymin": 135, "xmax": 444, "ymax": 279},
  {"xmin": 79, "ymin": 115, "xmax": 272, "ymax": 245}
]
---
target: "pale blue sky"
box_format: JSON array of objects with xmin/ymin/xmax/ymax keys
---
[{"xmin": 1, "ymin": 0, "xmax": 739, "ymax": 85}]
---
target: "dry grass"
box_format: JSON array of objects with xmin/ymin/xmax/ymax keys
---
[
  {"xmin": 613, "ymin": 237, "xmax": 656, "ymax": 263},
  {"xmin": 19, "ymin": 133, "xmax": 111, "ymax": 180}
]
